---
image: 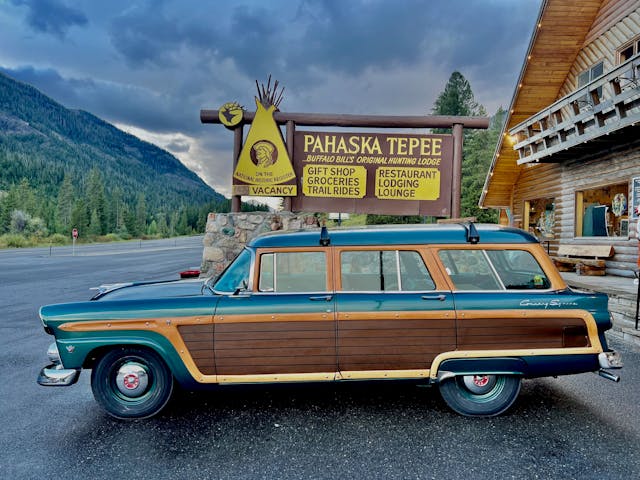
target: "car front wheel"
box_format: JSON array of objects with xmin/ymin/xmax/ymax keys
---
[
  {"xmin": 91, "ymin": 347, "xmax": 174, "ymax": 420},
  {"xmin": 439, "ymin": 374, "xmax": 521, "ymax": 417}
]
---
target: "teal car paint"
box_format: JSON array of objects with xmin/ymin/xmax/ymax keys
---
[{"xmin": 37, "ymin": 223, "xmax": 622, "ymax": 419}]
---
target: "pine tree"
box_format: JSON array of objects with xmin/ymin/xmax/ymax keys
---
[
  {"xmin": 110, "ymin": 186, "xmax": 124, "ymax": 233},
  {"xmin": 431, "ymin": 71, "xmax": 484, "ymax": 123},
  {"xmin": 89, "ymin": 209, "xmax": 102, "ymax": 236},
  {"xmin": 56, "ymin": 173, "xmax": 75, "ymax": 234},
  {"xmin": 16, "ymin": 178, "xmax": 37, "ymax": 215},
  {"xmin": 70, "ymin": 198, "xmax": 89, "ymax": 235},
  {"xmin": 86, "ymin": 168, "xmax": 107, "ymax": 235},
  {"xmin": 135, "ymin": 193, "xmax": 147, "ymax": 236},
  {"xmin": 429, "ymin": 71, "xmax": 497, "ymax": 221},
  {"xmin": 157, "ymin": 213, "xmax": 168, "ymax": 238},
  {"xmin": 459, "ymin": 107, "xmax": 504, "ymax": 222},
  {"xmin": 0, "ymin": 188, "xmax": 18, "ymax": 233}
]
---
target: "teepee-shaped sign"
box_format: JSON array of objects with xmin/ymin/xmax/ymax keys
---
[{"xmin": 233, "ymin": 78, "xmax": 296, "ymax": 193}]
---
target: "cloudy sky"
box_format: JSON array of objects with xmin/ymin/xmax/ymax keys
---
[{"xmin": 0, "ymin": 0, "xmax": 542, "ymax": 199}]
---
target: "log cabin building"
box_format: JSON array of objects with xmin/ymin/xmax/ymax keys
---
[{"xmin": 480, "ymin": 0, "xmax": 640, "ymax": 276}]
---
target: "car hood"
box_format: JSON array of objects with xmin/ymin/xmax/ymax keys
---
[{"xmin": 92, "ymin": 278, "xmax": 208, "ymax": 301}]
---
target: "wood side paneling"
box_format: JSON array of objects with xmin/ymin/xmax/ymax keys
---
[
  {"xmin": 458, "ymin": 317, "xmax": 590, "ymax": 350},
  {"xmin": 178, "ymin": 325, "xmax": 215, "ymax": 375},
  {"xmin": 214, "ymin": 321, "xmax": 336, "ymax": 375},
  {"xmin": 337, "ymin": 319, "xmax": 456, "ymax": 371}
]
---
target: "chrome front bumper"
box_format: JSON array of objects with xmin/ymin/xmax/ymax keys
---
[
  {"xmin": 37, "ymin": 342, "xmax": 80, "ymax": 386},
  {"xmin": 37, "ymin": 364, "xmax": 80, "ymax": 386}
]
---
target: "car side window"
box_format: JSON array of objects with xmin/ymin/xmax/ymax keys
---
[
  {"xmin": 486, "ymin": 250, "xmax": 551, "ymax": 289},
  {"xmin": 439, "ymin": 249, "xmax": 550, "ymax": 291},
  {"xmin": 438, "ymin": 249, "xmax": 502, "ymax": 291},
  {"xmin": 258, "ymin": 251, "xmax": 327, "ymax": 293},
  {"xmin": 399, "ymin": 251, "xmax": 436, "ymax": 291},
  {"xmin": 340, "ymin": 250, "xmax": 435, "ymax": 292},
  {"xmin": 212, "ymin": 248, "xmax": 252, "ymax": 293}
]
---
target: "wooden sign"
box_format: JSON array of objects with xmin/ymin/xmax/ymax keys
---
[{"xmin": 291, "ymin": 131, "xmax": 453, "ymax": 216}]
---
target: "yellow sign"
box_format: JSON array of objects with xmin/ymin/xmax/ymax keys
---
[
  {"xmin": 219, "ymin": 102, "xmax": 243, "ymax": 128},
  {"xmin": 249, "ymin": 185, "xmax": 297, "ymax": 196},
  {"xmin": 302, "ymin": 165, "xmax": 367, "ymax": 198},
  {"xmin": 374, "ymin": 167, "xmax": 440, "ymax": 200},
  {"xmin": 233, "ymin": 98, "xmax": 296, "ymax": 186}
]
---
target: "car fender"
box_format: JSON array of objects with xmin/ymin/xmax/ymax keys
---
[{"xmin": 55, "ymin": 332, "xmax": 195, "ymax": 386}]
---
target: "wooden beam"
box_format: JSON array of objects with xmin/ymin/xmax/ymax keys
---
[{"xmin": 201, "ymin": 110, "xmax": 490, "ymax": 129}]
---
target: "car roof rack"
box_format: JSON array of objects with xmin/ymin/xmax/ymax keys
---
[{"xmin": 462, "ymin": 221, "xmax": 480, "ymax": 244}]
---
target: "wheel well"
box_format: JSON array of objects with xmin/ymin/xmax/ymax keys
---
[
  {"xmin": 437, "ymin": 357, "xmax": 528, "ymax": 379},
  {"xmin": 83, "ymin": 344, "xmax": 164, "ymax": 370}
]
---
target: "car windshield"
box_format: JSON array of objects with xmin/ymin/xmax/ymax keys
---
[{"xmin": 210, "ymin": 248, "xmax": 252, "ymax": 293}]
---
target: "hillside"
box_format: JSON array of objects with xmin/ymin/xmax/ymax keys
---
[{"xmin": 0, "ymin": 71, "xmax": 223, "ymax": 217}]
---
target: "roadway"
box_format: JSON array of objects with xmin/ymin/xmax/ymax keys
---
[{"xmin": 0, "ymin": 236, "xmax": 639, "ymax": 479}]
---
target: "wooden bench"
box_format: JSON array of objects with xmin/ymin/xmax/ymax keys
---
[{"xmin": 551, "ymin": 244, "xmax": 614, "ymax": 276}]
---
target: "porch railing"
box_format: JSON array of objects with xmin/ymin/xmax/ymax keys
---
[{"xmin": 510, "ymin": 54, "xmax": 640, "ymax": 164}]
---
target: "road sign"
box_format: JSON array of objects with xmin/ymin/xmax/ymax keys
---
[{"xmin": 72, "ymin": 228, "xmax": 78, "ymax": 239}]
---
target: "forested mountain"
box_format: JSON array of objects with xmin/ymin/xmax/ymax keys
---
[{"xmin": 0, "ymin": 71, "xmax": 228, "ymax": 239}]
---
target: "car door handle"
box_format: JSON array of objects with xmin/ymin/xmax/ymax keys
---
[
  {"xmin": 421, "ymin": 294, "xmax": 446, "ymax": 301},
  {"xmin": 309, "ymin": 295, "xmax": 333, "ymax": 302}
]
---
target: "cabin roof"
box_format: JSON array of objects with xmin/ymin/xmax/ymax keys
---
[{"xmin": 480, "ymin": 0, "xmax": 604, "ymax": 208}]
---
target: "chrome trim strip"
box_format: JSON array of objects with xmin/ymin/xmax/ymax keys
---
[
  {"xmin": 483, "ymin": 250, "xmax": 506, "ymax": 290},
  {"xmin": 47, "ymin": 342, "xmax": 61, "ymax": 365}
]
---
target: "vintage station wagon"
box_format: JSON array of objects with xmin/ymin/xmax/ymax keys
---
[{"xmin": 38, "ymin": 224, "xmax": 622, "ymax": 419}]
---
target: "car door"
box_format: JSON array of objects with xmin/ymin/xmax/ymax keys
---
[
  {"xmin": 213, "ymin": 248, "xmax": 337, "ymax": 379},
  {"xmin": 335, "ymin": 247, "xmax": 456, "ymax": 378}
]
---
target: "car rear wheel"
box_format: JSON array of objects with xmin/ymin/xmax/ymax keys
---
[
  {"xmin": 91, "ymin": 347, "xmax": 173, "ymax": 420},
  {"xmin": 439, "ymin": 374, "xmax": 521, "ymax": 417}
]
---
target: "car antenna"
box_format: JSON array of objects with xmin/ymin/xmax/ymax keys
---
[{"xmin": 319, "ymin": 220, "xmax": 331, "ymax": 246}]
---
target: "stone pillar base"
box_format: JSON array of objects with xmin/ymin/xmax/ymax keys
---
[{"xmin": 200, "ymin": 212, "xmax": 320, "ymax": 277}]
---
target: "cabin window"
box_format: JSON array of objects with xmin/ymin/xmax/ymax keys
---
[
  {"xmin": 577, "ymin": 61, "xmax": 604, "ymax": 106},
  {"xmin": 438, "ymin": 249, "xmax": 550, "ymax": 291},
  {"xmin": 340, "ymin": 250, "xmax": 435, "ymax": 292},
  {"xmin": 575, "ymin": 182, "xmax": 629, "ymax": 238},
  {"xmin": 618, "ymin": 37, "xmax": 640, "ymax": 63},
  {"xmin": 258, "ymin": 251, "xmax": 327, "ymax": 293},
  {"xmin": 617, "ymin": 38, "xmax": 640, "ymax": 89},
  {"xmin": 524, "ymin": 198, "xmax": 555, "ymax": 239}
]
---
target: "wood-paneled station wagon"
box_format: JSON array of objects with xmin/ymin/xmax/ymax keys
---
[{"xmin": 38, "ymin": 224, "xmax": 622, "ymax": 419}]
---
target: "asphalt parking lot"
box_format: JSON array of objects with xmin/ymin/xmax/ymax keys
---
[{"xmin": 1, "ymin": 237, "xmax": 639, "ymax": 479}]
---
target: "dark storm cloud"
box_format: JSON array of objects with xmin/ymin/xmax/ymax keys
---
[
  {"xmin": 102, "ymin": 0, "xmax": 538, "ymax": 96},
  {"xmin": 286, "ymin": 0, "xmax": 430, "ymax": 75},
  {"xmin": 107, "ymin": 1, "xmax": 186, "ymax": 67},
  {"xmin": 285, "ymin": 0, "xmax": 538, "ymax": 83},
  {"xmin": 1, "ymin": 65, "xmax": 197, "ymax": 134},
  {"xmin": 106, "ymin": 1, "xmax": 282, "ymax": 78},
  {"xmin": 11, "ymin": 0, "xmax": 88, "ymax": 39}
]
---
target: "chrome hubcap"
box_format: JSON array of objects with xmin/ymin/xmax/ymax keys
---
[
  {"xmin": 115, "ymin": 362, "xmax": 149, "ymax": 397},
  {"xmin": 462, "ymin": 375, "xmax": 497, "ymax": 395}
]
